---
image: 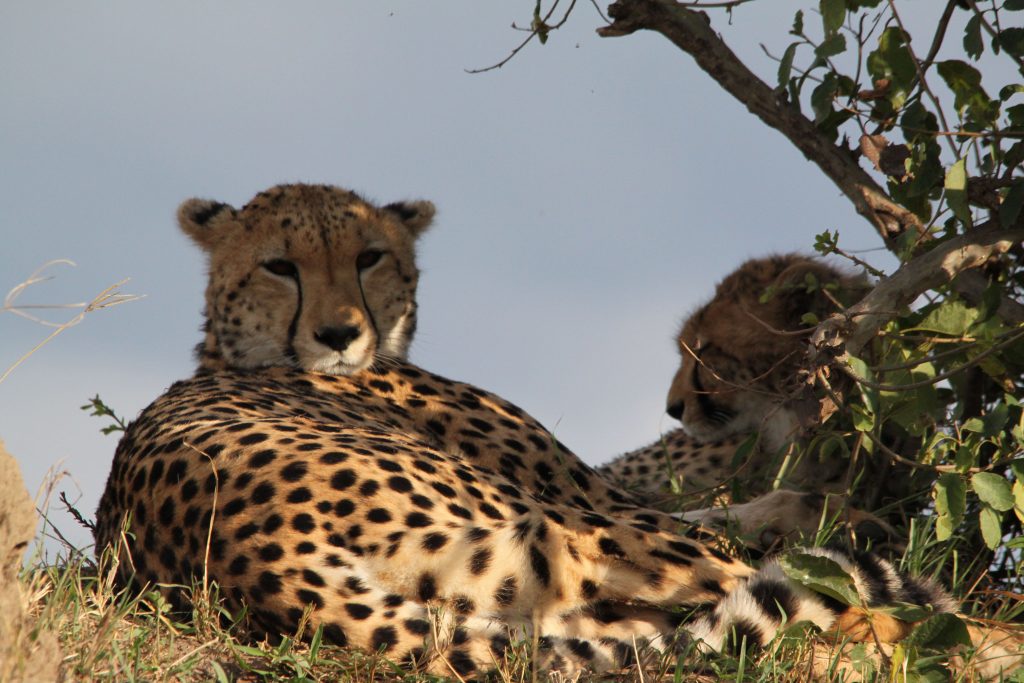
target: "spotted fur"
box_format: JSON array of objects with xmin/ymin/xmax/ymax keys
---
[{"xmin": 95, "ymin": 188, "xmax": 959, "ymax": 677}]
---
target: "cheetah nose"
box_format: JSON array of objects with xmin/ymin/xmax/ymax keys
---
[
  {"xmin": 666, "ymin": 400, "xmax": 684, "ymax": 421},
  {"xmin": 315, "ymin": 325, "xmax": 362, "ymax": 352}
]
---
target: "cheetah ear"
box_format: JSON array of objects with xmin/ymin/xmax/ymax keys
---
[
  {"xmin": 178, "ymin": 198, "xmax": 238, "ymax": 249},
  {"xmin": 383, "ymin": 200, "xmax": 435, "ymax": 237}
]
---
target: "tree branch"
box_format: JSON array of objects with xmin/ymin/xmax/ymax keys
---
[
  {"xmin": 597, "ymin": 0, "xmax": 1024, "ymax": 330},
  {"xmin": 597, "ymin": 0, "xmax": 925, "ymax": 243},
  {"xmin": 810, "ymin": 218, "xmax": 1024, "ymax": 359}
]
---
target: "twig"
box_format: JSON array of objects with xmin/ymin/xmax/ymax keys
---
[
  {"xmin": 467, "ymin": 0, "xmax": 578, "ymax": 74},
  {"xmin": 0, "ymin": 277, "xmax": 140, "ymax": 385},
  {"xmin": 841, "ymin": 328, "xmax": 1024, "ymax": 391},
  {"xmin": 809, "ymin": 218, "xmax": 1024, "ymax": 358}
]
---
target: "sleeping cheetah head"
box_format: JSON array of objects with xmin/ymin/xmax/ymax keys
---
[{"xmin": 667, "ymin": 254, "xmax": 866, "ymax": 450}]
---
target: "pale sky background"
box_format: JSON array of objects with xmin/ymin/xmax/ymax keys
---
[{"xmin": 2, "ymin": 2, "xmax": 966, "ymax": 554}]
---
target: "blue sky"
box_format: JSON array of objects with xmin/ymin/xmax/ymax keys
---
[{"xmin": 1, "ymin": 1, "xmax": 920, "ymax": 553}]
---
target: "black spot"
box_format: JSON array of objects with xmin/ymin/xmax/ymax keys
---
[
  {"xmin": 495, "ymin": 576, "xmax": 517, "ymax": 606},
  {"xmin": 566, "ymin": 638, "xmax": 595, "ymax": 659},
  {"xmin": 448, "ymin": 504, "xmax": 473, "ymax": 519},
  {"xmin": 302, "ymin": 569, "xmax": 325, "ymax": 587},
  {"xmin": 478, "ymin": 503, "xmax": 504, "ymax": 520},
  {"xmin": 258, "ymin": 543, "xmax": 284, "ymax": 562},
  {"xmin": 234, "ymin": 522, "xmax": 259, "ymax": 541},
  {"xmin": 410, "ymin": 494, "xmax": 434, "ymax": 509},
  {"xmin": 227, "ymin": 555, "xmax": 249, "ymax": 575},
  {"xmin": 291, "ymin": 513, "xmax": 315, "ymax": 533},
  {"xmin": 287, "ymin": 487, "xmax": 312, "ymax": 503},
  {"xmin": 166, "ymin": 459, "xmax": 188, "ymax": 484},
  {"xmin": 258, "ymin": 571, "xmax": 283, "ymax": 595},
  {"xmin": 418, "ymin": 573, "xmax": 437, "ymax": 601},
  {"xmin": 280, "ymin": 462, "xmax": 308, "ymax": 482},
  {"xmin": 323, "ymin": 622, "xmax": 348, "ymax": 646},
  {"xmin": 580, "ymin": 513, "xmax": 614, "ymax": 528},
  {"xmin": 448, "ymin": 650, "xmax": 476, "ymax": 676},
  {"xmin": 422, "ymin": 532, "xmax": 448, "ymax": 552},
  {"xmin": 432, "ymin": 482, "xmax": 456, "ymax": 498},
  {"xmin": 158, "ymin": 498, "xmax": 175, "ymax": 525},
  {"xmin": 387, "ymin": 476, "xmax": 412, "ymax": 493},
  {"xmin": 296, "ymin": 541, "xmax": 316, "ymax": 554},
  {"xmin": 667, "ymin": 540, "xmax": 702, "ymax": 558},
  {"xmin": 251, "ymin": 482, "xmax": 275, "ymax": 504},
  {"xmin": 453, "ymin": 595, "xmax": 475, "ymax": 614},
  {"xmin": 359, "ymin": 480, "xmax": 379, "ymax": 497},
  {"xmin": 239, "ymin": 433, "xmax": 270, "ymax": 446},
  {"xmin": 383, "ymin": 594, "xmax": 404, "ymax": 607},
  {"xmin": 345, "ymin": 603, "xmax": 374, "ymax": 620},
  {"xmin": 222, "ymin": 497, "xmax": 246, "ymax": 517},
  {"xmin": 377, "ymin": 458, "xmax": 402, "ymax": 472},
  {"xmin": 404, "ymin": 618, "xmax": 430, "ymax": 635},
  {"xmin": 749, "ymin": 580, "xmax": 797, "ymax": 623},
  {"xmin": 371, "ymin": 626, "xmax": 398, "ymax": 652},
  {"xmin": 470, "ymin": 548, "xmax": 492, "ymax": 575},
  {"xmin": 649, "ymin": 549, "xmax": 692, "ymax": 566},
  {"xmin": 580, "ymin": 579, "xmax": 598, "ymax": 599},
  {"xmin": 405, "ymin": 512, "xmax": 432, "ymax": 527},
  {"xmin": 180, "ymin": 479, "xmax": 199, "ymax": 502},
  {"xmin": 529, "ymin": 545, "xmax": 550, "ymax": 587},
  {"xmin": 726, "ymin": 619, "xmax": 764, "ymax": 652},
  {"xmin": 330, "ymin": 469, "xmax": 357, "ymax": 490},
  {"xmin": 296, "ymin": 589, "xmax": 324, "ymax": 609},
  {"xmin": 361, "ymin": 506, "xmax": 397, "ymax": 526},
  {"xmin": 598, "ymin": 537, "xmax": 626, "ymax": 557},
  {"xmin": 334, "ymin": 499, "xmax": 355, "ymax": 517},
  {"xmin": 262, "ymin": 514, "xmax": 283, "ymax": 533},
  {"xmin": 320, "ymin": 451, "xmax": 347, "ymax": 465}
]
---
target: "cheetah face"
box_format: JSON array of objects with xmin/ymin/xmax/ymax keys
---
[
  {"xmin": 665, "ymin": 330, "xmax": 798, "ymax": 451},
  {"xmin": 665, "ymin": 255, "xmax": 863, "ymax": 451},
  {"xmin": 179, "ymin": 184, "xmax": 434, "ymax": 374}
]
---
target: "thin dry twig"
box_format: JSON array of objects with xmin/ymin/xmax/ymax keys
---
[{"xmin": 1, "ymin": 264, "xmax": 140, "ymax": 385}]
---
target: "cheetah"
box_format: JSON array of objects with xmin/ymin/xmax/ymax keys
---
[
  {"xmin": 598, "ymin": 256, "xmax": 895, "ymax": 545},
  {"xmin": 95, "ymin": 188, "xmax": 962, "ymax": 677}
]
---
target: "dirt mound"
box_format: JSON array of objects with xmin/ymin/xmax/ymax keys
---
[{"xmin": 0, "ymin": 439, "xmax": 60, "ymax": 683}]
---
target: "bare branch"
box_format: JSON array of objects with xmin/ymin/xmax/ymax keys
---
[
  {"xmin": 810, "ymin": 218, "xmax": 1024, "ymax": 359},
  {"xmin": 597, "ymin": 0, "xmax": 1024, "ymax": 329},
  {"xmin": 597, "ymin": 0, "xmax": 926, "ymax": 244}
]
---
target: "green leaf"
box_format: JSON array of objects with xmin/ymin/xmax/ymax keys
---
[
  {"xmin": 934, "ymin": 473, "xmax": 966, "ymax": 541},
  {"xmin": 964, "ymin": 14, "xmax": 984, "ymax": 59},
  {"xmin": 791, "ymin": 9, "xmax": 804, "ymax": 36},
  {"xmin": 1001, "ymin": 179, "xmax": 1024, "ymax": 229},
  {"xmin": 979, "ymin": 504, "xmax": 1004, "ymax": 549},
  {"xmin": 815, "ymin": 33, "xmax": 847, "ymax": 60},
  {"xmin": 998, "ymin": 28, "xmax": 1024, "ymax": 58},
  {"xmin": 779, "ymin": 552, "xmax": 861, "ymax": 607},
  {"xmin": 1006, "ymin": 0, "xmax": 1024, "ymax": 9},
  {"xmin": 937, "ymin": 60, "xmax": 995, "ymax": 124},
  {"xmin": 868, "ymin": 28, "xmax": 916, "ymax": 104},
  {"xmin": 914, "ymin": 298, "xmax": 978, "ymax": 336},
  {"xmin": 1001, "ymin": 84, "xmax": 1024, "ymax": 100},
  {"xmin": 820, "ymin": 0, "xmax": 845, "ymax": 36},
  {"xmin": 811, "ymin": 72, "xmax": 840, "ymax": 122},
  {"xmin": 945, "ymin": 158, "xmax": 972, "ymax": 227},
  {"xmin": 778, "ymin": 42, "xmax": 798, "ymax": 87},
  {"xmin": 1013, "ymin": 480, "xmax": 1024, "ymax": 524},
  {"xmin": 972, "ymin": 472, "xmax": 1014, "ymax": 511},
  {"xmin": 904, "ymin": 613, "xmax": 972, "ymax": 649},
  {"xmin": 982, "ymin": 402, "xmax": 1009, "ymax": 437}
]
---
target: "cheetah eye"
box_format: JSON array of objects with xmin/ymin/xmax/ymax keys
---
[
  {"xmin": 262, "ymin": 259, "xmax": 298, "ymax": 278},
  {"xmin": 356, "ymin": 249, "xmax": 385, "ymax": 271}
]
